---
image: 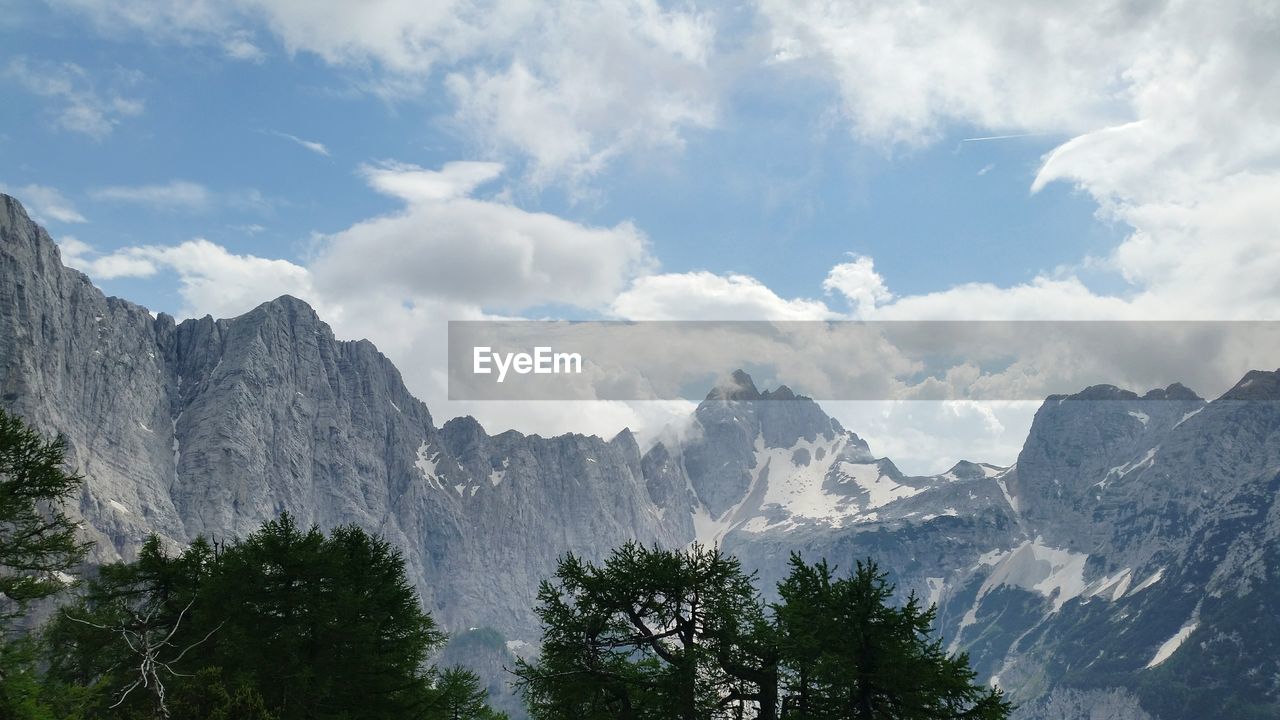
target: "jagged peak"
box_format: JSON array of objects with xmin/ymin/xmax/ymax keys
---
[
  {"xmin": 1053, "ymin": 384, "xmax": 1141, "ymax": 402},
  {"xmin": 1047, "ymin": 380, "xmax": 1207, "ymax": 406},
  {"xmin": 705, "ymin": 369, "xmax": 762, "ymax": 401},
  {"xmin": 944, "ymin": 460, "xmax": 1006, "ymax": 480},
  {"xmin": 1, "ymin": 192, "xmax": 33, "ymax": 226},
  {"xmin": 703, "ymin": 370, "xmax": 820, "ymax": 403},
  {"xmin": 1218, "ymin": 369, "xmax": 1280, "ymax": 401},
  {"xmin": 247, "ymin": 294, "xmax": 322, "ymax": 321},
  {"xmin": 1141, "ymin": 382, "xmax": 1203, "ymax": 402},
  {"xmin": 442, "ymin": 415, "xmax": 487, "ymax": 435},
  {"xmin": 763, "ymin": 384, "xmax": 796, "ymax": 400}
]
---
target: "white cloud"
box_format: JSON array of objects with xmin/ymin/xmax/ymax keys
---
[
  {"xmin": 52, "ymin": 0, "xmax": 720, "ymax": 184},
  {"xmin": 54, "ymin": 237, "xmax": 309, "ymax": 310},
  {"xmin": 88, "ymin": 181, "xmax": 274, "ymax": 214},
  {"xmin": 141, "ymin": 240, "xmax": 315, "ymax": 318},
  {"xmin": 822, "ymin": 255, "xmax": 892, "ymax": 316},
  {"xmin": 760, "ymin": 0, "xmax": 1145, "ymax": 145},
  {"xmin": 90, "ymin": 181, "xmax": 213, "ymax": 210},
  {"xmin": 3, "ymin": 57, "xmax": 144, "ymax": 139},
  {"xmin": 310, "ymin": 160, "xmax": 652, "ymax": 310},
  {"xmin": 444, "ymin": 2, "xmax": 718, "ymax": 184},
  {"xmin": 358, "ymin": 160, "xmax": 501, "ymax": 203},
  {"xmin": 223, "ymin": 30, "xmax": 266, "ymax": 61},
  {"xmin": 758, "ymin": 0, "xmax": 1280, "ymax": 324},
  {"xmin": 2, "ymin": 184, "xmax": 86, "ymax": 224},
  {"xmin": 57, "ymin": 237, "xmax": 157, "ymax": 279},
  {"xmin": 611, "ymin": 271, "xmax": 836, "ymax": 321},
  {"xmin": 824, "ymin": 400, "xmax": 1039, "ymax": 475}
]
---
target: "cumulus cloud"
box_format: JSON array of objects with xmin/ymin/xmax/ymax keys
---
[
  {"xmin": 763, "ymin": 0, "xmax": 1280, "ymax": 323},
  {"xmin": 358, "ymin": 160, "xmax": 501, "ymax": 203},
  {"xmin": 55, "ymin": 236, "xmax": 310, "ymax": 316},
  {"xmin": 53, "ymin": 0, "xmax": 720, "ymax": 183},
  {"xmin": 823, "ymin": 255, "xmax": 892, "ymax": 316},
  {"xmin": 310, "ymin": 161, "xmax": 652, "ymax": 310},
  {"xmin": 3, "ymin": 57, "xmax": 144, "ymax": 139},
  {"xmin": 2, "ymin": 184, "xmax": 86, "ymax": 224},
  {"xmin": 611, "ymin": 271, "xmax": 836, "ymax": 321},
  {"xmin": 444, "ymin": 2, "xmax": 718, "ymax": 184},
  {"xmin": 58, "ymin": 237, "xmax": 157, "ymax": 279}
]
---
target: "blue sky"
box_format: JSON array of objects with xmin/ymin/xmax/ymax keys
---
[
  {"xmin": 1, "ymin": 2, "xmax": 1124, "ymax": 315},
  {"xmin": 2, "ymin": 0, "xmax": 1276, "ymax": 471}
]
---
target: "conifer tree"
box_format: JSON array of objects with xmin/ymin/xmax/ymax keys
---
[
  {"xmin": 775, "ymin": 555, "xmax": 1012, "ymax": 719},
  {"xmin": 0, "ymin": 408, "xmax": 89, "ymax": 621}
]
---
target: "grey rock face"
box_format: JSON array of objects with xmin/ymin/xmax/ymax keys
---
[{"xmin": 0, "ymin": 194, "xmax": 688, "ymax": 643}]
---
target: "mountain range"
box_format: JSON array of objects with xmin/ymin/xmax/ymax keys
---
[{"xmin": 3, "ymin": 193, "xmax": 1278, "ymax": 719}]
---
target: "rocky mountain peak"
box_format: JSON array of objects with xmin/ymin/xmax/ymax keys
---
[
  {"xmin": 1142, "ymin": 382, "xmax": 1203, "ymax": 402},
  {"xmin": 705, "ymin": 368, "xmax": 762, "ymax": 401},
  {"xmin": 1217, "ymin": 368, "xmax": 1280, "ymax": 401}
]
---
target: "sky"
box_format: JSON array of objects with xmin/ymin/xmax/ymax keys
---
[{"xmin": 2, "ymin": 0, "xmax": 1278, "ymax": 473}]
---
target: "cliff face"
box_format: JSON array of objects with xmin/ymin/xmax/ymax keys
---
[
  {"xmin": 5, "ymin": 192, "xmax": 1279, "ymax": 718},
  {"xmin": 0, "ymin": 193, "xmax": 688, "ymax": 638}
]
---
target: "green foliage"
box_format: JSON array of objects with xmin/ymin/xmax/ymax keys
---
[
  {"xmin": 0, "ymin": 408, "xmax": 90, "ymax": 621},
  {"xmin": 775, "ymin": 555, "xmax": 1012, "ymax": 719},
  {"xmin": 514, "ymin": 542, "xmax": 778, "ymax": 720},
  {"xmin": 432, "ymin": 665, "xmax": 510, "ymax": 720},
  {"xmin": 41, "ymin": 514, "xmax": 504, "ymax": 720},
  {"xmin": 518, "ymin": 546, "xmax": 1012, "ymax": 720},
  {"xmin": 0, "ymin": 636, "xmax": 58, "ymax": 720}
]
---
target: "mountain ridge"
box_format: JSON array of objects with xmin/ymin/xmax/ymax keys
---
[{"xmin": 4, "ymin": 192, "xmax": 1279, "ymax": 719}]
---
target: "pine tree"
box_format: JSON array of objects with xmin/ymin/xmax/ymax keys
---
[
  {"xmin": 0, "ymin": 409, "xmax": 90, "ymax": 720},
  {"xmin": 775, "ymin": 555, "xmax": 1012, "ymax": 719},
  {"xmin": 0, "ymin": 408, "xmax": 89, "ymax": 621},
  {"xmin": 43, "ymin": 515, "xmax": 454, "ymax": 720},
  {"xmin": 433, "ymin": 665, "xmax": 508, "ymax": 720},
  {"xmin": 514, "ymin": 542, "xmax": 776, "ymax": 720},
  {"xmin": 518, "ymin": 546, "xmax": 1012, "ymax": 720}
]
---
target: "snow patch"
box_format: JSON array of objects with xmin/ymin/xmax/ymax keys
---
[
  {"xmin": 108, "ymin": 499, "xmax": 129, "ymax": 514},
  {"xmin": 1146, "ymin": 617, "xmax": 1199, "ymax": 669},
  {"xmin": 1173, "ymin": 407, "xmax": 1203, "ymax": 428},
  {"xmin": 415, "ymin": 441, "xmax": 444, "ymax": 490},
  {"xmin": 925, "ymin": 577, "xmax": 945, "ymax": 607},
  {"xmin": 1085, "ymin": 568, "xmax": 1133, "ymax": 601},
  {"xmin": 1128, "ymin": 410, "xmax": 1150, "ymax": 426},
  {"xmin": 838, "ymin": 461, "xmax": 923, "ymax": 509},
  {"xmin": 978, "ymin": 539, "xmax": 1090, "ymax": 612},
  {"xmin": 996, "ymin": 475, "xmax": 1019, "ymax": 513},
  {"xmin": 1131, "ymin": 568, "xmax": 1165, "ymax": 594},
  {"xmin": 975, "ymin": 548, "xmax": 1009, "ymax": 568},
  {"xmin": 1099, "ymin": 446, "xmax": 1158, "ymax": 489}
]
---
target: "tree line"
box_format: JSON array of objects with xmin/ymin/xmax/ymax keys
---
[
  {"xmin": 514, "ymin": 543, "xmax": 1011, "ymax": 720},
  {"xmin": 0, "ymin": 407, "xmax": 1010, "ymax": 719}
]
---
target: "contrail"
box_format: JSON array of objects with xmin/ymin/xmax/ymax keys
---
[{"xmin": 959, "ymin": 132, "xmax": 1054, "ymax": 143}]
